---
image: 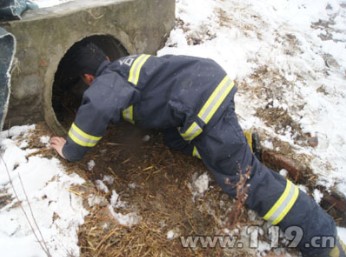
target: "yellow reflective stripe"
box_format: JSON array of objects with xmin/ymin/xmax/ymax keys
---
[
  {"xmin": 341, "ymin": 239, "xmax": 346, "ymax": 253},
  {"xmin": 128, "ymin": 54, "xmax": 150, "ymax": 85},
  {"xmin": 198, "ymin": 76, "xmax": 234, "ymax": 124},
  {"xmin": 122, "ymin": 105, "xmax": 134, "ymax": 124},
  {"xmin": 329, "ymin": 246, "xmax": 339, "ymax": 257},
  {"xmin": 275, "ymin": 185, "xmax": 299, "ymax": 224},
  {"xmin": 180, "ymin": 122, "xmax": 203, "ymax": 141},
  {"xmin": 331, "ymin": 239, "xmax": 346, "ymax": 257},
  {"xmin": 192, "ymin": 146, "xmax": 201, "ymax": 159},
  {"xmin": 263, "ymin": 180, "xmax": 299, "ymax": 225},
  {"xmin": 124, "ymin": 54, "xmax": 150, "ymax": 124},
  {"xmin": 68, "ymin": 123, "xmax": 102, "ymax": 147},
  {"xmin": 180, "ymin": 76, "xmax": 234, "ymax": 141},
  {"xmin": 244, "ymin": 129, "xmax": 253, "ymax": 152}
]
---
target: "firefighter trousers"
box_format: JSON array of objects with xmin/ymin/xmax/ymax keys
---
[{"xmin": 163, "ymin": 99, "xmax": 337, "ymax": 257}]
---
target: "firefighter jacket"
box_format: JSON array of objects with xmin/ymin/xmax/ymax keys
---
[{"xmin": 62, "ymin": 54, "xmax": 236, "ymax": 161}]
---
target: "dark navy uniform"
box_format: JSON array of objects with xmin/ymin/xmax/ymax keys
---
[{"xmin": 62, "ymin": 54, "xmax": 340, "ymax": 257}]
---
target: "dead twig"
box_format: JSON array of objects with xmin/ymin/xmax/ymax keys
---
[{"xmin": 228, "ymin": 166, "xmax": 251, "ymax": 229}]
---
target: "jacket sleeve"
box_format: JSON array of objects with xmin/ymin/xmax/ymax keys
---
[{"xmin": 62, "ymin": 73, "xmax": 137, "ymax": 161}]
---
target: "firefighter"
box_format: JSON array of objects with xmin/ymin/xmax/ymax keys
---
[{"xmin": 50, "ymin": 42, "xmax": 345, "ymax": 257}]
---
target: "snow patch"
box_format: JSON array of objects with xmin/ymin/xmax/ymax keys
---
[
  {"xmin": 32, "ymin": 0, "xmax": 73, "ymax": 8},
  {"xmin": 110, "ymin": 190, "xmax": 126, "ymax": 209},
  {"xmin": 39, "ymin": 136, "xmax": 50, "ymax": 146},
  {"xmin": 107, "ymin": 205, "xmax": 141, "ymax": 227},
  {"xmin": 87, "ymin": 160, "xmax": 95, "ymax": 171},
  {"xmin": 313, "ymin": 189, "xmax": 324, "ymax": 204},
  {"xmin": 103, "ymin": 175, "xmax": 114, "ymax": 185},
  {"xmin": 95, "ymin": 180, "xmax": 109, "ymax": 193},
  {"xmin": 0, "ymin": 126, "xmax": 88, "ymax": 257},
  {"xmin": 190, "ymin": 172, "xmax": 210, "ymax": 197}
]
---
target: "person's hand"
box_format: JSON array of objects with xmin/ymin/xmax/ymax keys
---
[{"xmin": 50, "ymin": 136, "xmax": 66, "ymax": 159}]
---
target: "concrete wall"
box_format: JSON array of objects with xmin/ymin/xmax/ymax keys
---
[{"xmin": 0, "ymin": 0, "xmax": 175, "ymax": 134}]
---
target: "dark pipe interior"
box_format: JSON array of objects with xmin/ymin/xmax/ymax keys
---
[{"xmin": 52, "ymin": 35, "xmax": 128, "ymax": 129}]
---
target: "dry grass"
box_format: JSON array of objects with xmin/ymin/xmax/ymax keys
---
[
  {"xmin": 24, "ymin": 122, "xmax": 309, "ymax": 256},
  {"xmin": 26, "ymin": 123, "xmax": 250, "ymax": 256}
]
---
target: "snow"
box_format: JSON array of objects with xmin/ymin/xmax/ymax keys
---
[
  {"xmin": 107, "ymin": 205, "xmax": 141, "ymax": 227},
  {"xmin": 1, "ymin": 0, "xmax": 346, "ymax": 255},
  {"xmin": 189, "ymin": 172, "xmax": 210, "ymax": 200},
  {"xmin": 279, "ymin": 169, "xmax": 288, "ymax": 178},
  {"xmin": 159, "ymin": 0, "xmax": 346, "ymax": 197},
  {"xmin": 167, "ymin": 229, "xmax": 179, "ymax": 240},
  {"xmin": 87, "ymin": 194, "xmax": 105, "ymax": 207},
  {"xmin": 192, "ymin": 172, "xmax": 210, "ymax": 194},
  {"xmin": 338, "ymin": 227, "xmax": 346, "ymax": 243},
  {"xmin": 110, "ymin": 190, "xmax": 125, "ymax": 208},
  {"xmin": 31, "ymin": 0, "xmax": 73, "ymax": 8},
  {"xmin": 0, "ymin": 126, "xmax": 88, "ymax": 257},
  {"xmin": 103, "ymin": 174, "xmax": 115, "ymax": 185},
  {"xmin": 87, "ymin": 159, "xmax": 95, "ymax": 171},
  {"xmin": 167, "ymin": 230, "xmax": 176, "ymax": 240},
  {"xmin": 39, "ymin": 135, "xmax": 50, "ymax": 146},
  {"xmin": 313, "ymin": 189, "xmax": 324, "ymax": 204},
  {"xmin": 95, "ymin": 179, "xmax": 109, "ymax": 193}
]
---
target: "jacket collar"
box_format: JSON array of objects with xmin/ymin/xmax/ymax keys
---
[{"xmin": 95, "ymin": 60, "xmax": 111, "ymax": 76}]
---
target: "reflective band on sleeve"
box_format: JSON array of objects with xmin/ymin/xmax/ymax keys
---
[
  {"xmin": 128, "ymin": 54, "xmax": 151, "ymax": 85},
  {"xmin": 68, "ymin": 123, "xmax": 102, "ymax": 147},
  {"xmin": 180, "ymin": 122, "xmax": 203, "ymax": 141},
  {"xmin": 263, "ymin": 180, "xmax": 299, "ymax": 225},
  {"xmin": 198, "ymin": 76, "xmax": 234, "ymax": 124},
  {"xmin": 122, "ymin": 105, "xmax": 134, "ymax": 124},
  {"xmin": 192, "ymin": 146, "xmax": 201, "ymax": 159},
  {"xmin": 180, "ymin": 75, "xmax": 235, "ymax": 141}
]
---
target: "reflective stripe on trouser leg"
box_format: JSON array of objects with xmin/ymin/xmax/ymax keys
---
[
  {"xmin": 263, "ymin": 180, "xmax": 299, "ymax": 225},
  {"xmin": 330, "ymin": 238, "xmax": 346, "ymax": 257},
  {"xmin": 180, "ymin": 122, "xmax": 203, "ymax": 141},
  {"xmin": 243, "ymin": 129, "xmax": 253, "ymax": 152},
  {"xmin": 189, "ymin": 99, "xmax": 337, "ymax": 256}
]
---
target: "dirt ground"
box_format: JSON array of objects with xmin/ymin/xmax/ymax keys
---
[
  {"xmin": 68, "ymin": 123, "xmax": 258, "ymax": 257},
  {"xmin": 27, "ymin": 122, "xmax": 304, "ymax": 257},
  {"xmin": 28, "ymin": 115, "xmax": 346, "ymax": 256}
]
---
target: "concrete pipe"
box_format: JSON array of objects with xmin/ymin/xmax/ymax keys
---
[
  {"xmin": 50, "ymin": 34, "xmax": 130, "ymax": 134},
  {"xmin": 0, "ymin": 0, "xmax": 175, "ymax": 135}
]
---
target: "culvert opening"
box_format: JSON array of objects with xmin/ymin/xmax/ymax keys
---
[{"xmin": 52, "ymin": 35, "xmax": 129, "ymax": 129}]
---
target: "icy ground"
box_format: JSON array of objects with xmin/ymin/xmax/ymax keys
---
[{"xmin": 1, "ymin": 0, "xmax": 346, "ymax": 256}]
